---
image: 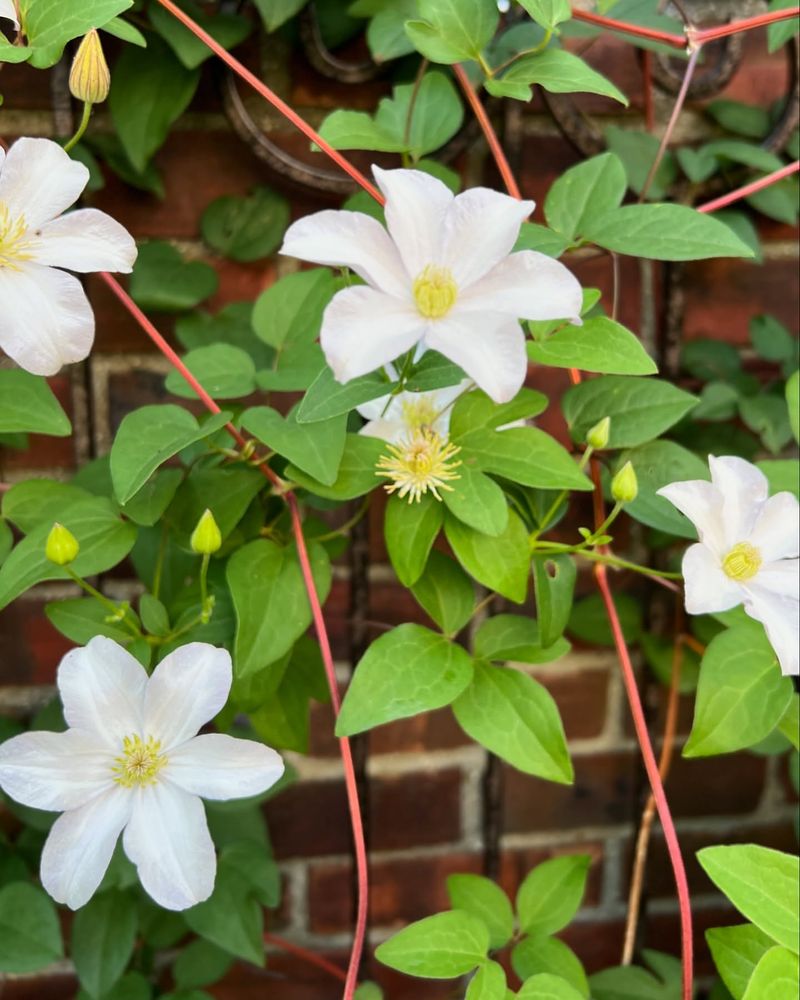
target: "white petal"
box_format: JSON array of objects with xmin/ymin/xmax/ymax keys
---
[
  {"xmin": 656, "ymin": 479, "xmax": 725, "ymax": 556},
  {"xmin": 708, "ymin": 455, "xmax": 769, "ymax": 546},
  {"xmin": 459, "ymin": 251, "xmax": 583, "ymax": 322},
  {"xmin": 681, "ymin": 543, "xmax": 743, "ymax": 614},
  {"xmin": 0, "ymin": 729, "xmax": 111, "ymax": 811},
  {"xmin": 0, "ymin": 0, "xmax": 18, "ymax": 26},
  {"xmin": 749, "ymin": 492, "xmax": 800, "ymax": 563},
  {"xmin": 441, "ymin": 188, "xmax": 534, "ymax": 287},
  {"xmin": 143, "ymin": 643, "xmax": 232, "ymax": 750},
  {"xmin": 754, "ymin": 559, "xmax": 800, "ymax": 603},
  {"xmin": 40, "ymin": 786, "xmax": 132, "ymax": 909},
  {"xmin": 166, "ymin": 733, "xmax": 284, "ymax": 800},
  {"xmin": 372, "ymin": 165, "xmax": 453, "ymax": 278},
  {"xmin": 33, "ymin": 209, "xmax": 137, "ymax": 274},
  {"xmin": 280, "ymin": 210, "xmax": 408, "ymax": 297},
  {"xmin": 0, "ymin": 137, "xmax": 89, "ymax": 229},
  {"xmin": 320, "ymin": 286, "xmax": 424, "ymax": 383},
  {"xmin": 0, "ymin": 262, "xmax": 95, "ymax": 375},
  {"xmin": 357, "ymin": 391, "xmax": 397, "ymax": 422},
  {"xmin": 741, "ymin": 580, "xmax": 800, "ymax": 676},
  {"xmin": 59, "ymin": 637, "xmax": 147, "ymax": 750},
  {"xmin": 359, "ymin": 416, "xmax": 407, "ymax": 443},
  {"xmin": 425, "ymin": 311, "xmax": 527, "ymax": 404},
  {"xmin": 123, "ymin": 782, "xmax": 215, "ymax": 910}
]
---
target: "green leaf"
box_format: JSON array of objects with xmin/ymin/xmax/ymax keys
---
[
  {"xmin": 605, "ymin": 126, "xmax": 677, "ymax": 200},
  {"xmin": 512, "ymin": 936, "xmax": 589, "ymax": 997},
  {"xmin": 72, "ymin": 891, "xmax": 138, "ymax": 999},
  {"xmin": 2, "ymin": 479, "xmax": 93, "ymax": 533},
  {"xmin": 45, "ymin": 597, "xmax": 140, "ymax": 646},
  {"xmin": 0, "ymin": 882, "xmax": 63, "ymax": 973},
  {"xmin": 0, "ymin": 371, "xmax": 71, "ymax": 436},
  {"xmin": 297, "ymin": 368, "xmax": 389, "ymax": 423},
  {"xmin": 201, "ymin": 188, "xmax": 289, "ymax": 262},
  {"xmin": 697, "ymin": 845, "xmax": 799, "ymax": 952},
  {"xmin": 532, "ymin": 554, "xmax": 576, "ymax": 648},
  {"xmin": 488, "ymin": 49, "xmax": 627, "ymax": 105},
  {"xmin": 12, "ymin": 0, "xmax": 132, "ymax": 68},
  {"xmin": 519, "ymin": 0, "xmax": 571, "ymax": 29},
  {"xmin": 375, "ymin": 909, "xmax": 490, "ymax": 977},
  {"xmin": 287, "ymin": 433, "xmax": 385, "ymax": 500},
  {"xmin": 706, "ymin": 923, "xmax": 776, "ymax": 1000},
  {"xmin": 590, "ymin": 960, "xmax": 680, "ymax": 1000},
  {"xmin": 676, "ymin": 146, "xmax": 718, "ymax": 184},
  {"xmin": 453, "ymin": 661, "xmax": 572, "ymax": 782},
  {"xmin": 544, "ymin": 153, "xmax": 627, "ymax": 242},
  {"xmin": 474, "ymin": 614, "xmax": 569, "ymax": 665},
  {"xmin": 528, "ymin": 316, "xmax": 657, "ymax": 375},
  {"xmin": 746, "ymin": 175, "xmax": 800, "ymax": 226},
  {"xmin": 622, "ymin": 441, "xmax": 709, "ymax": 538},
  {"xmin": 336, "ymin": 624, "xmax": 474, "ymax": 737},
  {"xmin": 684, "ymin": 624, "xmax": 794, "ymax": 757},
  {"xmin": 165, "ymin": 345, "xmax": 256, "ymax": 400},
  {"xmin": 319, "ymin": 71, "xmax": 463, "ymax": 159},
  {"xmin": 253, "ymin": 0, "xmax": 307, "ymax": 31},
  {"xmin": 243, "ymin": 406, "xmax": 347, "ymax": 485},
  {"xmin": 110, "ymin": 406, "xmax": 228, "ymax": 504},
  {"xmin": 750, "ymin": 314, "xmax": 798, "ymax": 367},
  {"xmin": 740, "ymin": 394, "xmax": 793, "ymax": 454},
  {"xmin": 253, "ymin": 268, "xmax": 335, "ymax": 350},
  {"xmin": 173, "ymin": 940, "xmax": 232, "ymax": 991},
  {"xmin": 704, "ymin": 139, "xmax": 784, "ymax": 175},
  {"xmin": 109, "ymin": 35, "xmax": 199, "ymax": 171},
  {"xmin": 101, "ymin": 15, "xmax": 147, "ymax": 46},
  {"xmin": 707, "ymin": 99, "xmax": 770, "ymax": 140},
  {"xmin": 767, "ymin": 0, "xmax": 800, "ymax": 51},
  {"xmin": 149, "ymin": 0, "xmax": 250, "ymax": 68},
  {"xmin": 459, "ymin": 427, "xmax": 593, "ymax": 491},
  {"xmin": 757, "ymin": 458, "xmax": 799, "ymax": 497},
  {"xmin": 227, "ymin": 538, "xmax": 331, "ymax": 678},
  {"xmin": 129, "ymin": 242, "xmax": 218, "ymax": 313},
  {"xmin": 517, "ymin": 855, "xmax": 591, "ymax": 935},
  {"xmin": 445, "ymin": 509, "xmax": 531, "ymax": 603},
  {"xmin": 467, "ymin": 960, "xmax": 508, "ymax": 999},
  {"xmin": 405, "ymin": 0, "xmax": 499, "ymax": 63},
  {"xmin": 583, "ymin": 203, "xmax": 754, "ymax": 261},
  {"xmin": 443, "ymin": 463, "xmax": 509, "ymax": 536},
  {"xmin": 384, "ymin": 492, "xmax": 443, "ymax": 586},
  {"xmin": 0, "ymin": 497, "xmax": 137, "ymax": 610},
  {"xmin": 742, "ymin": 946, "xmax": 799, "ymax": 1000},
  {"xmin": 514, "ymin": 222, "xmax": 571, "ymax": 258},
  {"xmin": 562, "ymin": 376, "xmax": 698, "ymax": 448},
  {"xmin": 568, "ymin": 593, "xmax": 642, "ymax": 646},
  {"xmin": 517, "ymin": 973, "xmax": 586, "ymax": 1000},
  {"xmin": 778, "ymin": 695, "xmax": 800, "ymax": 750},
  {"xmin": 411, "ymin": 551, "xmax": 475, "ymax": 635},
  {"xmin": 447, "ymin": 875, "xmax": 514, "ymax": 950},
  {"xmin": 450, "ymin": 388, "xmax": 548, "ymax": 440},
  {"xmin": 184, "ymin": 855, "xmax": 265, "ymax": 966},
  {"xmin": 165, "ymin": 464, "xmax": 263, "ymax": 551}
]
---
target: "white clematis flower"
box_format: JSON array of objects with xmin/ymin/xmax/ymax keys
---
[
  {"xmin": 0, "ymin": 637, "xmax": 284, "ymax": 910},
  {"xmin": 0, "ymin": 0, "xmax": 18, "ymax": 27},
  {"xmin": 280, "ymin": 166, "xmax": 583, "ymax": 404},
  {"xmin": 657, "ymin": 455, "xmax": 799, "ymax": 675},
  {"xmin": 357, "ymin": 379, "xmax": 469, "ymax": 443},
  {"xmin": 0, "ymin": 137, "xmax": 137, "ymax": 375}
]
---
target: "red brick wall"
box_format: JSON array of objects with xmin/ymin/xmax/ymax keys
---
[{"xmin": 0, "ymin": 23, "xmax": 797, "ymax": 1000}]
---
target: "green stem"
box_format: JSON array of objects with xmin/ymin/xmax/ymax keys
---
[
  {"xmin": 63, "ymin": 102, "xmax": 92, "ymax": 153},
  {"xmin": 64, "ymin": 567, "xmax": 142, "ymax": 638},
  {"xmin": 199, "ymin": 552, "xmax": 210, "ymax": 610},
  {"xmin": 477, "ymin": 52, "xmax": 494, "ymax": 78},
  {"xmin": 493, "ymin": 29, "xmax": 553, "ymax": 75},
  {"xmin": 152, "ymin": 523, "xmax": 168, "ymax": 601}
]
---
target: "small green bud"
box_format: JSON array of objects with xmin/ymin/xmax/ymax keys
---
[
  {"xmin": 190, "ymin": 509, "xmax": 222, "ymax": 555},
  {"xmin": 611, "ymin": 461, "xmax": 638, "ymax": 504},
  {"xmin": 46, "ymin": 522, "xmax": 80, "ymax": 566},
  {"xmin": 69, "ymin": 29, "xmax": 110, "ymax": 105},
  {"xmin": 586, "ymin": 416, "xmax": 611, "ymax": 450}
]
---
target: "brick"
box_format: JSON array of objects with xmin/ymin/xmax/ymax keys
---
[
  {"xmin": 0, "ymin": 376, "xmax": 76, "ymax": 473},
  {"xmin": 0, "ymin": 597, "xmax": 72, "ymax": 686},
  {"xmin": 265, "ymin": 779, "xmax": 352, "ymax": 860},
  {"xmin": 662, "ymin": 751, "xmax": 766, "ymax": 818},
  {"xmin": 308, "ymin": 850, "xmax": 483, "ymax": 932},
  {"xmin": 0, "ymin": 972, "xmax": 79, "ymax": 1000},
  {"xmin": 212, "ymin": 950, "xmax": 352, "ymax": 1000},
  {"xmin": 644, "ymin": 906, "xmax": 741, "ymax": 978},
  {"xmin": 539, "ymin": 667, "xmax": 610, "ymax": 741},
  {"xmin": 498, "ymin": 842, "xmax": 605, "ymax": 909}
]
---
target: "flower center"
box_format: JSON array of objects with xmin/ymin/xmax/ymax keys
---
[
  {"xmin": 721, "ymin": 542, "xmax": 762, "ymax": 582},
  {"xmin": 0, "ymin": 202, "xmax": 34, "ymax": 270},
  {"xmin": 112, "ymin": 734, "xmax": 167, "ymax": 788},
  {"xmin": 401, "ymin": 395, "xmax": 439, "ymax": 432},
  {"xmin": 376, "ymin": 428, "xmax": 461, "ymax": 504},
  {"xmin": 413, "ymin": 265, "xmax": 457, "ymax": 319}
]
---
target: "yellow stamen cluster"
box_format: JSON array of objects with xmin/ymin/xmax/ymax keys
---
[
  {"xmin": 721, "ymin": 541, "xmax": 762, "ymax": 582},
  {"xmin": 0, "ymin": 203, "xmax": 33, "ymax": 270},
  {"xmin": 401, "ymin": 395, "xmax": 440, "ymax": 432},
  {"xmin": 412, "ymin": 265, "xmax": 458, "ymax": 319},
  {"xmin": 112, "ymin": 734, "xmax": 167, "ymax": 788},
  {"xmin": 377, "ymin": 429, "xmax": 461, "ymax": 504}
]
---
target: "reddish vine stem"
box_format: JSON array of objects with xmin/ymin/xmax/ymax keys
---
[
  {"xmin": 697, "ymin": 160, "xmax": 800, "ymax": 213},
  {"xmin": 264, "ymin": 933, "xmax": 348, "ymax": 984},
  {"xmin": 99, "ymin": 272, "xmax": 369, "ymax": 1000},
  {"xmin": 691, "ymin": 9, "xmax": 800, "ymax": 43},
  {"xmin": 452, "ymin": 64, "xmax": 523, "ymax": 200},
  {"xmin": 153, "ymin": 0, "xmax": 384, "ymax": 204}
]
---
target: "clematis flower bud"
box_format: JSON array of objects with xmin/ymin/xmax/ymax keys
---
[
  {"xmin": 586, "ymin": 417, "xmax": 610, "ymax": 450},
  {"xmin": 45, "ymin": 523, "xmax": 80, "ymax": 566},
  {"xmin": 190, "ymin": 509, "xmax": 222, "ymax": 555},
  {"xmin": 69, "ymin": 30, "xmax": 111, "ymax": 105},
  {"xmin": 611, "ymin": 461, "xmax": 638, "ymax": 504}
]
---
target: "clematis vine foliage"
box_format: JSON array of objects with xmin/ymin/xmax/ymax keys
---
[{"xmin": 0, "ymin": 1, "xmax": 798, "ymax": 999}]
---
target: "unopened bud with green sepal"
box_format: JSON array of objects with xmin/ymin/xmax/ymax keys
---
[
  {"xmin": 191, "ymin": 509, "xmax": 222, "ymax": 555},
  {"xmin": 611, "ymin": 461, "xmax": 638, "ymax": 503},
  {"xmin": 586, "ymin": 416, "xmax": 610, "ymax": 450},
  {"xmin": 46, "ymin": 523, "xmax": 80, "ymax": 566}
]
